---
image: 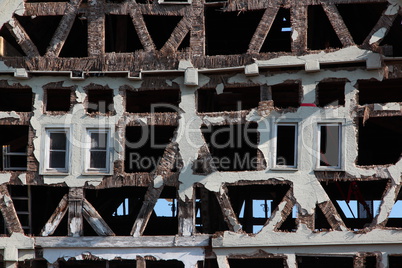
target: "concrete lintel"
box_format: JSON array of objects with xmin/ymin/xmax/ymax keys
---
[
  {"xmin": 366, "ymin": 53, "xmax": 382, "ymax": 70},
  {"xmin": 305, "ymin": 60, "xmax": 320, "ymax": 73},
  {"xmin": 244, "ymin": 63, "xmax": 259, "ymax": 76},
  {"xmin": 185, "ymin": 68, "xmax": 198, "ymax": 86},
  {"xmin": 13, "ymin": 68, "xmax": 28, "ymax": 79}
]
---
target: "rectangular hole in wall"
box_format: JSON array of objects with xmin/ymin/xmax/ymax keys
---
[
  {"xmin": 146, "ymin": 259, "xmax": 184, "ymax": 268},
  {"xmin": 260, "ymin": 7, "xmax": 291, "ymax": 53},
  {"xmin": 389, "ymin": 255, "xmax": 402, "ymax": 268},
  {"xmin": 205, "ymin": 8, "xmax": 265, "ymax": 55},
  {"xmin": 357, "ymin": 117, "xmax": 402, "ymax": 166},
  {"xmin": 358, "ymin": 79, "xmax": 402, "ymax": 105},
  {"xmin": 201, "ymin": 123, "xmax": 259, "ymax": 171},
  {"xmin": 0, "ymin": 28, "xmax": 25, "ymax": 56},
  {"xmin": 276, "ymin": 124, "xmax": 297, "ymax": 168},
  {"xmin": 0, "ymin": 87, "xmax": 32, "ymax": 112},
  {"xmin": 105, "ymin": 14, "xmax": 143, "ymax": 52},
  {"xmin": 125, "ymin": 125, "xmax": 177, "ymax": 173},
  {"xmin": 380, "ymin": 15, "xmax": 402, "ymax": 57},
  {"xmin": 318, "ymin": 124, "xmax": 341, "ymax": 168},
  {"xmin": 228, "ymin": 258, "xmax": 286, "ymax": 268},
  {"xmin": 0, "ymin": 126, "xmax": 28, "ymax": 171},
  {"xmin": 17, "ymin": 260, "xmax": 48, "ymax": 268},
  {"xmin": 197, "ymin": 87, "xmax": 260, "ymax": 113},
  {"xmin": 296, "ymin": 256, "xmax": 354, "ymax": 268},
  {"xmin": 126, "ymin": 89, "xmax": 180, "ymax": 113},
  {"xmin": 316, "ymin": 81, "xmax": 346, "ymax": 107},
  {"xmin": 364, "ymin": 255, "xmax": 377, "ymax": 268},
  {"xmin": 59, "ymin": 16, "xmax": 87, "ymax": 58},
  {"xmin": 197, "ymin": 259, "xmax": 219, "ymax": 268},
  {"xmin": 86, "ymin": 89, "xmax": 114, "ymax": 114},
  {"xmin": 45, "ymin": 88, "xmax": 72, "ymax": 112},
  {"xmin": 271, "ymin": 82, "xmax": 301, "ymax": 108}
]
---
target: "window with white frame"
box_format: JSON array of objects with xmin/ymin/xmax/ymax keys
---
[
  {"xmin": 85, "ymin": 129, "xmax": 110, "ymax": 173},
  {"xmin": 275, "ymin": 123, "xmax": 298, "ymax": 168},
  {"xmin": 318, "ymin": 123, "xmax": 341, "ymax": 169},
  {"xmin": 44, "ymin": 129, "xmax": 69, "ymax": 173}
]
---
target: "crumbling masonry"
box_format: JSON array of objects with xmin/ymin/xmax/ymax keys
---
[{"xmin": 0, "ymin": 0, "xmax": 402, "ymax": 267}]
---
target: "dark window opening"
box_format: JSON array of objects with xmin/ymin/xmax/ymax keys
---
[
  {"xmin": 146, "ymin": 259, "xmax": 184, "ymax": 268},
  {"xmin": 0, "ymin": 126, "xmax": 28, "ymax": 171},
  {"xmin": 0, "ymin": 26, "xmax": 25, "ymax": 56},
  {"xmin": 227, "ymin": 184, "xmax": 290, "ymax": 233},
  {"xmin": 271, "ymin": 82, "xmax": 301, "ymax": 108},
  {"xmin": 177, "ymin": 32, "xmax": 190, "ymax": 51},
  {"xmin": 195, "ymin": 186, "xmax": 229, "ymax": 234},
  {"xmin": 0, "ymin": 87, "xmax": 32, "ymax": 112},
  {"xmin": 197, "ymin": 87, "xmax": 260, "ymax": 113},
  {"xmin": 364, "ymin": 256, "xmax": 377, "ymax": 268},
  {"xmin": 143, "ymin": 15, "xmax": 182, "ymax": 50},
  {"xmin": 358, "ymin": 79, "xmax": 402, "ymax": 105},
  {"xmin": 201, "ymin": 123, "xmax": 258, "ymax": 172},
  {"xmin": 319, "ymin": 124, "xmax": 341, "ymax": 168},
  {"xmin": 8, "ymin": 185, "xmax": 69, "ymax": 235},
  {"xmin": 85, "ymin": 187, "xmax": 146, "ymax": 236},
  {"xmin": 58, "ymin": 260, "xmax": 107, "ymax": 268},
  {"xmin": 336, "ymin": 3, "xmax": 386, "ymax": 45},
  {"xmin": 276, "ymin": 124, "xmax": 297, "ymax": 167},
  {"xmin": 109, "ymin": 260, "xmax": 137, "ymax": 268},
  {"xmin": 321, "ymin": 180, "xmax": 388, "ymax": 230},
  {"xmin": 277, "ymin": 205, "xmax": 297, "ymax": 232},
  {"xmin": 297, "ymin": 256, "xmax": 354, "ymax": 268},
  {"xmin": 307, "ymin": 5, "xmax": 342, "ymax": 50},
  {"xmin": 18, "ymin": 260, "xmax": 48, "ymax": 268},
  {"xmin": 380, "ymin": 15, "xmax": 402, "ymax": 57},
  {"xmin": 59, "ymin": 16, "xmax": 88, "ymax": 58},
  {"xmin": 197, "ymin": 259, "xmax": 219, "ymax": 268},
  {"xmin": 205, "ymin": 8, "xmax": 264, "ymax": 55},
  {"xmin": 105, "ymin": 15, "xmax": 143, "ymax": 53},
  {"xmin": 389, "ymin": 255, "xmax": 402, "ymax": 268},
  {"xmin": 357, "ymin": 117, "xmax": 402, "ymax": 166},
  {"xmin": 144, "ymin": 186, "xmax": 178, "ymax": 235},
  {"xmin": 260, "ymin": 8, "xmax": 291, "ymax": 53},
  {"xmin": 86, "ymin": 89, "xmax": 114, "ymax": 114},
  {"xmin": 15, "ymin": 15, "xmax": 62, "ymax": 56},
  {"xmin": 125, "ymin": 125, "xmax": 177, "ymax": 173},
  {"xmin": 316, "ymin": 81, "xmax": 346, "ymax": 107},
  {"xmin": 228, "ymin": 258, "xmax": 286, "ymax": 268},
  {"xmin": 45, "ymin": 88, "xmax": 72, "ymax": 112},
  {"xmin": 126, "ymin": 89, "xmax": 180, "ymax": 113},
  {"xmin": 314, "ymin": 205, "xmax": 332, "ymax": 231}
]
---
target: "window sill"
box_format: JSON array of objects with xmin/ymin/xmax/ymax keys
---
[{"xmin": 270, "ymin": 167, "xmax": 298, "ymax": 171}]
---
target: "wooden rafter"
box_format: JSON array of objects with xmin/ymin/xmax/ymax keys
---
[
  {"xmin": 273, "ymin": 188, "xmax": 296, "ymax": 231},
  {"xmin": 83, "ymin": 198, "xmax": 115, "ymax": 236},
  {"xmin": 129, "ymin": 7, "xmax": 156, "ymax": 52},
  {"xmin": 0, "ymin": 184, "xmax": 24, "ymax": 234},
  {"xmin": 6, "ymin": 17, "xmax": 40, "ymax": 57},
  {"xmin": 215, "ymin": 186, "xmax": 242, "ymax": 232},
  {"xmin": 189, "ymin": 0, "xmax": 204, "ymax": 56},
  {"xmin": 40, "ymin": 194, "xmax": 68, "ymax": 236},
  {"xmin": 67, "ymin": 187, "xmax": 84, "ymax": 237},
  {"xmin": 317, "ymin": 200, "xmax": 347, "ymax": 231},
  {"xmin": 161, "ymin": 16, "xmax": 192, "ymax": 53}
]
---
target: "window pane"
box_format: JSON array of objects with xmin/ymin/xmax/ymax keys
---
[
  {"xmin": 91, "ymin": 132, "xmax": 107, "ymax": 149},
  {"xmin": 49, "ymin": 151, "xmax": 66, "ymax": 169},
  {"xmin": 277, "ymin": 125, "xmax": 296, "ymax": 166},
  {"xmin": 50, "ymin": 132, "xmax": 66, "ymax": 150},
  {"xmin": 90, "ymin": 151, "xmax": 107, "ymax": 169},
  {"xmin": 320, "ymin": 125, "xmax": 340, "ymax": 167}
]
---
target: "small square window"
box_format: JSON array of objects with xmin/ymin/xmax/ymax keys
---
[
  {"xmin": 275, "ymin": 123, "xmax": 297, "ymax": 168},
  {"xmin": 84, "ymin": 129, "xmax": 111, "ymax": 174},
  {"xmin": 44, "ymin": 129, "xmax": 70, "ymax": 173},
  {"xmin": 46, "ymin": 88, "xmax": 72, "ymax": 112},
  {"xmin": 86, "ymin": 89, "xmax": 114, "ymax": 114},
  {"xmin": 318, "ymin": 123, "xmax": 342, "ymax": 169}
]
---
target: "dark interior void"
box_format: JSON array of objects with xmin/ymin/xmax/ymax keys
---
[
  {"xmin": 178, "ymin": 32, "xmax": 190, "ymax": 51},
  {"xmin": 197, "ymin": 259, "xmax": 219, "ymax": 268},
  {"xmin": 126, "ymin": 89, "xmax": 180, "ymax": 113},
  {"xmin": 365, "ymin": 256, "xmax": 377, "ymax": 268},
  {"xmin": 0, "ymin": 212, "xmax": 6, "ymax": 234},
  {"xmin": 296, "ymin": 256, "xmax": 354, "ymax": 268},
  {"xmin": 86, "ymin": 89, "xmax": 114, "ymax": 113},
  {"xmin": 59, "ymin": 260, "xmax": 136, "ymax": 267},
  {"xmin": 307, "ymin": 5, "xmax": 342, "ymax": 50},
  {"xmin": 227, "ymin": 184, "xmax": 290, "ymax": 233},
  {"xmin": 271, "ymin": 82, "xmax": 301, "ymax": 108},
  {"xmin": 228, "ymin": 258, "xmax": 286, "ymax": 268},
  {"xmin": 84, "ymin": 187, "xmax": 147, "ymax": 236},
  {"xmin": 0, "ymin": 87, "xmax": 32, "ymax": 112},
  {"xmin": 380, "ymin": 15, "xmax": 402, "ymax": 57},
  {"xmin": 197, "ymin": 87, "xmax": 260, "ymax": 112},
  {"xmin": 46, "ymin": 88, "xmax": 71, "ymax": 112},
  {"xmin": 336, "ymin": 3, "xmax": 386, "ymax": 45},
  {"xmin": 146, "ymin": 260, "xmax": 184, "ymax": 268},
  {"xmin": 316, "ymin": 81, "xmax": 346, "ymax": 107},
  {"xmin": 18, "ymin": 260, "xmax": 48, "ymax": 268},
  {"xmin": 389, "ymin": 256, "xmax": 402, "ymax": 268},
  {"xmin": 143, "ymin": 15, "xmax": 183, "ymax": 50},
  {"xmin": 276, "ymin": 125, "xmax": 296, "ymax": 167},
  {"xmin": 8, "ymin": 185, "xmax": 69, "ymax": 235},
  {"xmin": 124, "ymin": 125, "xmax": 177, "ymax": 173},
  {"xmin": 314, "ymin": 205, "xmax": 332, "ymax": 231},
  {"xmin": 0, "ymin": 126, "xmax": 28, "ymax": 171},
  {"xmin": 144, "ymin": 186, "xmax": 178, "ymax": 235},
  {"xmin": 0, "ymin": 25, "xmax": 25, "ymax": 56},
  {"xmin": 358, "ymin": 79, "xmax": 402, "ymax": 105},
  {"xmin": 205, "ymin": 8, "xmax": 264, "ymax": 55},
  {"xmin": 277, "ymin": 207, "xmax": 297, "ymax": 232},
  {"xmin": 195, "ymin": 186, "xmax": 228, "ymax": 234},
  {"xmin": 320, "ymin": 180, "xmax": 388, "ymax": 230},
  {"xmin": 15, "ymin": 15, "xmax": 62, "ymax": 56},
  {"xmin": 59, "ymin": 17, "xmax": 88, "ymax": 58},
  {"xmin": 260, "ymin": 8, "xmax": 291, "ymax": 53},
  {"xmin": 357, "ymin": 117, "xmax": 402, "ymax": 166},
  {"xmin": 105, "ymin": 15, "xmax": 143, "ymax": 53},
  {"xmin": 201, "ymin": 123, "xmax": 258, "ymax": 171}
]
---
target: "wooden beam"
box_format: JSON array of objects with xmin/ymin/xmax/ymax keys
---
[
  {"xmin": 82, "ymin": 198, "xmax": 115, "ymax": 236},
  {"xmin": 161, "ymin": 16, "xmax": 192, "ymax": 54},
  {"xmin": 273, "ymin": 189, "xmax": 297, "ymax": 231},
  {"xmin": 67, "ymin": 187, "xmax": 84, "ymax": 237},
  {"xmin": 189, "ymin": 0, "xmax": 204, "ymax": 56},
  {"xmin": 46, "ymin": 0, "xmax": 82, "ymax": 57},
  {"xmin": 178, "ymin": 197, "xmax": 194, "ymax": 237},
  {"xmin": 290, "ymin": 4, "xmax": 307, "ymax": 55},
  {"xmin": 5, "ymin": 18, "xmax": 40, "ymax": 57},
  {"xmin": 248, "ymin": 5, "xmax": 280, "ymax": 54},
  {"xmin": 362, "ymin": 10, "xmax": 397, "ymax": 48},
  {"xmin": 129, "ymin": 7, "xmax": 156, "ymax": 52},
  {"xmin": 0, "ymin": 185, "xmax": 23, "ymax": 234},
  {"xmin": 317, "ymin": 200, "xmax": 347, "ymax": 231},
  {"xmin": 24, "ymin": 2, "xmax": 70, "ymax": 16},
  {"xmin": 88, "ymin": 0, "xmax": 105, "ymax": 56},
  {"xmin": 321, "ymin": 2, "xmax": 354, "ymax": 47},
  {"xmin": 215, "ymin": 186, "xmax": 242, "ymax": 232},
  {"xmin": 40, "ymin": 194, "xmax": 68, "ymax": 236}
]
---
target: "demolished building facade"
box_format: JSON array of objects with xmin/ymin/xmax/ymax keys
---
[{"xmin": 0, "ymin": 0, "xmax": 402, "ymax": 267}]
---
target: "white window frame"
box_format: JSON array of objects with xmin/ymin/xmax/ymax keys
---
[
  {"xmin": 43, "ymin": 128, "xmax": 70, "ymax": 174},
  {"xmin": 316, "ymin": 122, "xmax": 343, "ymax": 170},
  {"xmin": 84, "ymin": 128, "xmax": 111, "ymax": 174},
  {"xmin": 273, "ymin": 122, "xmax": 298, "ymax": 169},
  {"xmin": 2, "ymin": 145, "xmax": 27, "ymax": 171}
]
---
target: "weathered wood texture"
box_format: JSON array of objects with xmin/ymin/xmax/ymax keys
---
[
  {"xmin": 6, "ymin": 18, "xmax": 40, "ymax": 57},
  {"xmin": 317, "ymin": 200, "xmax": 347, "ymax": 231},
  {"xmin": 40, "ymin": 194, "xmax": 68, "ymax": 236},
  {"xmin": 215, "ymin": 186, "xmax": 242, "ymax": 232},
  {"xmin": 67, "ymin": 187, "xmax": 84, "ymax": 237},
  {"xmin": 321, "ymin": 2, "xmax": 354, "ymax": 47},
  {"xmin": 0, "ymin": 184, "xmax": 23, "ymax": 234},
  {"xmin": 82, "ymin": 198, "xmax": 115, "ymax": 236}
]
